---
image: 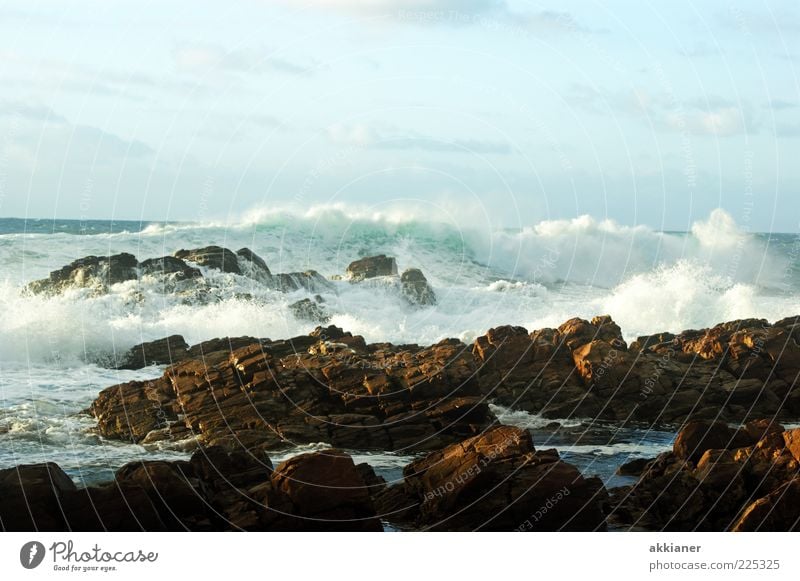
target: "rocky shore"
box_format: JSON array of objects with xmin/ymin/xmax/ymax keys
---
[
  {"xmin": 3, "ymin": 420, "xmax": 798, "ymax": 531},
  {"xmin": 4, "ymin": 249, "xmax": 800, "ymax": 531},
  {"xmin": 0, "ymin": 426, "xmax": 608, "ymax": 531},
  {"xmin": 88, "ymin": 314, "xmax": 800, "ymax": 456},
  {"xmin": 611, "ymin": 419, "xmax": 800, "ymax": 531}
]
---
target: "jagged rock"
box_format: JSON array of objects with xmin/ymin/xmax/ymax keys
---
[
  {"xmin": 611, "ymin": 420, "xmax": 800, "ymax": 531},
  {"xmin": 115, "ymin": 335, "xmax": 190, "ymax": 370},
  {"xmin": 89, "ymin": 331, "xmax": 495, "ymax": 452},
  {"xmin": 174, "ymin": 246, "xmax": 242, "ymax": 275},
  {"xmin": 400, "ymin": 268, "xmax": 436, "ymax": 306},
  {"xmin": 398, "ymin": 426, "xmax": 607, "ymax": 531},
  {"xmin": 271, "ymin": 450, "xmax": 382, "ymax": 531},
  {"xmin": 27, "ymin": 252, "xmax": 138, "ymax": 295},
  {"xmin": 472, "ymin": 324, "xmax": 592, "ymax": 417},
  {"xmin": 91, "ymin": 314, "xmax": 800, "ymax": 448},
  {"xmin": 1, "ymin": 448, "xmax": 382, "ymax": 531},
  {"xmin": 784, "ymin": 428, "xmax": 800, "ymax": 462},
  {"xmin": 672, "ymin": 420, "xmax": 739, "ymax": 463},
  {"xmin": 470, "ymin": 315, "xmax": 800, "ymax": 426},
  {"xmin": 731, "ymin": 478, "xmax": 800, "ymax": 531},
  {"xmin": 140, "ymin": 256, "xmax": 201, "ymax": 280},
  {"xmin": 616, "ymin": 457, "xmax": 654, "ymax": 477},
  {"xmin": 0, "ymin": 463, "xmax": 77, "ymax": 530},
  {"xmin": 236, "ymin": 248, "xmax": 272, "ymax": 281},
  {"xmin": 559, "ymin": 316, "xmax": 626, "ymax": 351},
  {"xmin": 289, "ymin": 297, "xmax": 330, "ymax": 323},
  {"xmin": 346, "ymin": 255, "xmax": 397, "ymax": 281},
  {"xmin": 274, "ymin": 270, "xmax": 333, "ymax": 292},
  {"xmin": 91, "ymin": 376, "xmax": 178, "ymax": 442},
  {"xmin": 630, "ymin": 332, "xmax": 677, "ymax": 353}
]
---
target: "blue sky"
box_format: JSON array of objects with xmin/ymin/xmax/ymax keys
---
[{"xmin": 0, "ymin": 0, "xmax": 798, "ymax": 231}]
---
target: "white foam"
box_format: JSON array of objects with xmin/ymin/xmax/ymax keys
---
[{"xmin": 0, "ymin": 206, "xmax": 796, "ymax": 363}]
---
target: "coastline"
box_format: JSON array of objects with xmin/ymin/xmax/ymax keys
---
[
  {"xmin": 3, "ymin": 312, "xmax": 800, "ymax": 532},
  {"xmin": 3, "ymin": 247, "xmax": 800, "ymax": 532}
]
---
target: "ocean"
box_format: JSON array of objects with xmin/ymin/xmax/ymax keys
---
[{"xmin": 1, "ymin": 205, "xmax": 798, "ymax": 494}]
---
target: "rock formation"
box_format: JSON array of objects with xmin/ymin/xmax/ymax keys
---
[
  {"xmin": 400, "ymin": 268, "xmax": 436, "ymax": 306},
  {"xmin": 372, "ymin": 425, "xmax": 607, "ymax": 531},
  {"xmin": 346, "ymin": 255, "xmax": 398, "ymax": 281},
  {"xmin": 0, "ymin": 430, "xmax": 608, "ymax": 532},
  {"xmin": 27, "ymin": 252, "xmax": 139, "ymax": 295},
  {"xmin": 472, "ymin": 316, "xmax": 800, "ymax": 425},
  {"xmin": 89, "ymin": 326, "xmax": 495, "ymax": 453},
  {"xmin": 610, "ymin": 419, "xmax": 800, "ymax": 531},
  {"xmin": 26, "ymin": 246, "xmax": 333, "ymax": 296},
  {"xmin": 0, "ymin": 448, "xmax": 381, "ymax": 531}
]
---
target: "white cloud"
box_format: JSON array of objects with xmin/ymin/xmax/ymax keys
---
[
  {"xmin": 327, "ymin": 122, "xmax": 511, "ymax": 153},
  {"xmin": 173, "ymin": 43, "xmax": 310, "ymax": 75},
  {"xmin": 288, "ymin": 0, "xmax": 503, "ymax": 14},
  {"xmin": 327, "ymin": 122, "xmax": 378, "ymax": 146},
  {"xmin": 667, "ymin": 107, "xmax": 748, "ymax": 137}
]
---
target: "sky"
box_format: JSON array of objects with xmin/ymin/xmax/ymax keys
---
[{"xmin": 0, "ymin": 0, "xmax": 798, "ymax": 231}]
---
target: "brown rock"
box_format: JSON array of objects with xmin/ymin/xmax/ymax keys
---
[
  {"xmin": 115, "ymin": 460, "xmax": 211, "ymax": 530},
  {"xmin": 174, "ymin": 246, "xmax": 242, "ymax": 274},
  {"xmin": 673, "ymin": 420, "xmax": 737, "ymax": 464},
  {"xmin": 116, "ymin": 335, "xmax": 190, "ymax": 369},
  {"xmin": 782, "ymin": 428, "xmax": 800, "ymax": 463},
  {"xmin": 27, "ymin": 252, "xmax": 138, "ymax": 295},
  {"xmin": 400, "ymin": 268, "xmax": 436, "ymax": 306},
  {"xmin": 0, "ymin": 463, "xmax": 76, "ymax": 531},
  {"xmin": 271, "ymin": 450, "xmax": 382, "ymax": 531},
  {"xmin": 402, "ymin": 426, "xmax": 606, "ymax": 531},
  {"xmin": 346, "ymin": 255, "xmax": 397, "ymax": 281},
  {"xmin": 62, "ymin": 484, "xmax": 168, "ymax": 532},
  {"xmin": 731, "ymin": 478, "xmax": 800, "ymax": 531}
]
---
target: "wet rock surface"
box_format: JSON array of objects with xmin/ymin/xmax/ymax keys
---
[
  {"xmin": 114, "ymin": 335, "xmax": 190, "ymax": 369},
  {"xmin": 89, "ymin": 315, "xmax": 800, "ymax": 451},
  {"xmin": 610, "ymin": 421, "xmax": 800, "ymax": 531},
  {"xmin": 1, "ymin": 431, "xmax": 609, "ymax": 532},
  {"xmin": 346, "ymin": 255, "xmax": 398, "ymax": 281},
  {"xmin": 0, "ymin": 448, "xmax": 380, "ymax": 531},
  {"xmin": 89, "ymin": 326, "xmax": 495, "ymax": 453},
  {"xmin": 27, "ymin": 252, "xmax": 139, "ymax": 295},
  {"xmin": 400, "ymin": 268, "xmax": 436, "ymax": 306},
  {"xmin": 472, "ymin": 316, "xmax": 800, "ymax": 426},
  {"xmin": 373, "ymin": 426, "xmax": 607, "ymax": 531}
]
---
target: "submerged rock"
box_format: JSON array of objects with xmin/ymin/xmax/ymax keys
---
[
  {"xmin": 274, "ymin": 270, "xmax": 332, "ymax": 292},
  {"xmin": 23, "ymin": 246, "xmax": 338, "ymax": 298},
  {"xmin": 174, "ymin": 246, "xmax": 242, "ymax": 275},
  {"xmin": 346, "ymin": 255, "xmax": 397, "ymax": 281},
  {"xmin": 27, "ymin": 252, "xmax": 139, "ymax": 295},
  {"xmin": 115, "ymin": 335, "xmax": 190, "ymax": 370},
  {"xmin": 140, "ymin": 256, "xmax": 201, "ymax": 280},
  {"xmin": 400, "ymin": 268, "xmax": 436, "ymax": 306},
  {"xmin": 236, "ymin": 247, "xmax": 272, "ymax": 281},
  {"xmin": 289, "ymin": 296, "xmax": 330, "ymax": 323}
]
